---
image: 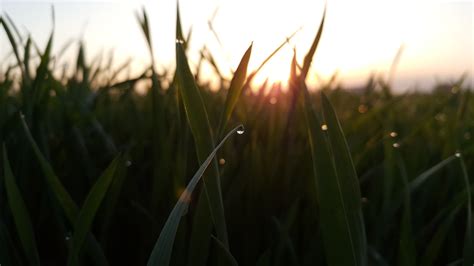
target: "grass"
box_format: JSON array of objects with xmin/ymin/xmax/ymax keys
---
[{"xmin": 0, "ymin": 5, "xmax": 473, "ymax": 266}]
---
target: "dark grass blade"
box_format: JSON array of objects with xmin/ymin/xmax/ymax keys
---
[
  {"xmin": 147, "ymin": 125, "xmax": 244, "ymax": 266},
  {"xmin": 302, "ymin": 79, "xmax": 367, "ymax": 266},
  {"xmin": 301, "ymin": 7, "xmax": 326, "ymax": 80},
  {"xmin": 20, "ymin": 114, "xmax": 108, "ymax": 265},
  {"xmin": 176, "ymin": 42, "xmax": 229, "ymax": 257},
  {"xmin": 217, "ymin": 44, "xmax": 252, "ymax": 138},
  {"xmin": 0, "ymin": 16, "xmax": 25, "ymax": 77},
  {"xmin": 320, "ymin": 92, "xmax": 367, "ymax": 265},
  {"xmin": 396, "ymin": 155, "xmax": 416, "ymax": 266},
  {"xmin": 3, "ymin": 145, "xmax": 40, "ymax": 266},
  {"xmin": 67, "ymin": 155, "xmax": 121, "ymax": 265},
  {"xmin": 211, "ymin": 235, "xmax": 239, "ymax": 266},
  {"xmin": 458, "ymin": 154, "xmax": 473, "ymax": 266}
]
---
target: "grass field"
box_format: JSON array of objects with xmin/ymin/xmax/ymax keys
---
[{"xmin": 0, "ymin": 6, "xmax": 473, "ymax": 266}]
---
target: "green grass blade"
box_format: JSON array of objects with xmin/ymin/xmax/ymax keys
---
[
  {"xmin": 421, "ymin": 204, "xmax": 463, "ymax": 266},
  {"xmin": 217, "ymin": 44, "xmax": 252, "ymax": 138},
  {"xmin": 67, "ymin": 155, "xmax": 121, "ymax": 265},
  {"xmin": 320, "ymin": 92, "xmax": 367, "ymax": 265},
  {"xmin": 147, "ymin": 125, "xmax": 244, "ymax": 266},
  {"xmin": 20, "ymin": 114, "xmax": 108, "ymax": 266},
  {"xmin": 20, "ymin": 114, "xmax": 78, "ymax": 221},
  {"xmin": 176, "ymin": 41, "xmax": 228, "ymax": 249},
  {"xmin": 302, "ymin": 80, "xmax": 366, "ymax": 266},
  {"xmin": 3, "ymin": 145, "xmax": 40, "ymax": 266},
  {"xmin": 396, "ymin": 155, "xmax": 416, "ymax": 266},
  {"xmin": 0, "ymin": 16, "xmax": 25, "ymax": 77},
  {"xmin": 301, "ymin": 7, "xmax": 325, "ymax": 80},
  {"xmin": 211, "ymin": 235, "xmax": 239, "ymax": 266}
]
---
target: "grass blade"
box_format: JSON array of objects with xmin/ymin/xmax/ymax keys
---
[
  {"xmin": 458, "ymin": 153, "xmax": 473, "ymax": 266},
  {"xmin": 147, "ymin": 125, "xmax": 244, "ymax": 266},
  {"xmin": 301, "ymin": 7, "xmax": 325, "ymax": 80},
  {"xmin": 67, "ymin": 155, "xmax": 121, "ymax": 265},
  {"xmin": 320, "ymin": 92, "xmax": 367, "ymax": 265},
  {"xmin": 176, "ymin": 41, "xmax": 229, "ymax": 255},
  {"xmin": 211, "ymin": 235, "xmax": 239, "ymax": 266},
  {"xmin": 20, "ymin": 114, "xmax": 109, "ymax": 266},
  {"xmin": 3, "ymin": 145, "xmax": 40, "ymax": 266},
  {"xmin": 302, "ymin": 81, "xmax": 367, "ymax": 266},
  {"xmin": 217, "ymin": 43, "xmax": 252, "ymax": 138}
]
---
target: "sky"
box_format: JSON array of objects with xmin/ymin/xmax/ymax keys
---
[{"xmin": 0, "ymin": 0, "xmax": 473, "ymax": 92}]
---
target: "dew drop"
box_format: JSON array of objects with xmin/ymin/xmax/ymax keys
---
[
  {"xmin": 321, "ymin": 124, "xmax": 328, "ymax": 131},
  {"xmin": 392, "ymin": 143, "xmax": 400, "ymax": 148},
  {"xmin": 389, "ymin": 131, "xmax": 398, "ymax": 138},
  {"xmin": 65, "ymin": 232, "xmax": 72, "ymax": 241},
  {"xmin": 219, "ymin": 158, "xmax": 226, "ymax": 165},
  {"xmin": 175, "ymin": 39, "xmax": 184, "ymax": 44},
  {"xmin": 236, "ymin": 125, "xmax": 245, "ymax": 135},
  {"xmin": 125, "ymin": 160, "xmax": 132, "ymax": 167},
  {"xmin": 361, "ymin": 197, "xmax": 368, "ymax": 204},
  {"xmin": 455, "ymin": 152, "xmax": 462, "ymax": 158}
]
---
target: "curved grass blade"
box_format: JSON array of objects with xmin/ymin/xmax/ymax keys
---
[
  {"xmin": 147, "ymin": 125, "xmax": 244, "ymax": 266},
  {"xmin": 211, "ymin": 235, "xmax": 239, "ymax": 266},
  {"xmin": 217, "ymin": 44, "xmax": 252, "ymax": 138},
  {"xmin": 67, "ymin": 155, "xmax": 121, "ymax": 265},
  {"xmin": 176, "ymin": 42, "xmax": 229, "ymax": 254},
  {"xmin": 301, "ymin": 7, "xmax": 326, "ymax": 80},
  {"xmin": 0, "ymin": 16, "xmax": 25, "ymax": 77},
  {"xmin": 20, "ymin": 114, "xmax": 78, "ymax": 221},
  {"xmin": 3, "ymin": 145, "xmax": 40, "ymax": 266}
]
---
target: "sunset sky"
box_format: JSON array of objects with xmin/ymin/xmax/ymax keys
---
[{"xmin": 1, "ymin": 0, "xmax": 473, "ymax": 91}]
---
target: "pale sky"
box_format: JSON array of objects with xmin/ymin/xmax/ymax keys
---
[{"xmin": 0, "ymin": 0, "xmax": 473, "ymax": 91}]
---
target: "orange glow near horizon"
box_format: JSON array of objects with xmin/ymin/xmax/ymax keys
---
[{"xmin": 0, "ymin": 0, "xmax": 472, "ymax": 91}]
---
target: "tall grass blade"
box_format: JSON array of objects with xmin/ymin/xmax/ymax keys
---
[
  {"xmin": 320, "ymin": 92, "xmax": 367, "ymax": 266},
  {"xmin": 301, "ymin": 7, "xmax": 325, "ymax": 80},
  {"xmin": 302, "ymin": 80, "xmax": 367, "ymax": 266},
  {"xmin": 217, "ymin": 44, "xmax": 252, "ymax": 138},
  {"xmin": 67, "ymin": 155, "xmax": 121, "ymax": 265},
  {"xmin": 0, "ymin": 16, "xmax": 25, "ymax": 77},
  {"xmin": 3, "ymin": 145, "xmax": 40, "ymax": 266},
  {"xmin": 147, "ymin": 125, "xmax": 244, "ymax": 266},
  {"xmin": 396, "ymin": 156, "xmax": 416, "ymax": 266},
  {"xmin": 176, "ymin": 41, "xmax": 228, "ymax": 246}
]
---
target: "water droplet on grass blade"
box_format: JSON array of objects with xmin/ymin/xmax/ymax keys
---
[
  {"xmin": 321, "ymin": 124, "xmax": 328, "ymax": 131},
  {"xmin": 392, "ymin": 143, "xmax": 400, "ymax": 148},
  {"xmin": 236, "ymin": 125, "xmax": 245, "ymax": 135},
  {"xmin": 175, "ymin": 39, "xmax": 184, "ymax": 44},
  {"xmin": 455, "ymin": 152, "xmax": 462, "ymax": 158},
  {"xmin": 389, "ymin": 131, "xmax": 398, "ymax": 138},
  {"xmin": 125, "ymin": 160, "xmax": 132, "ymax": 167},
  {"xmin": 219, "ymin": 158, "xmax": 226, "ymax": 165}
]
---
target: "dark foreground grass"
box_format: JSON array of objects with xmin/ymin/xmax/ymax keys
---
[{"xmin": 0, "ymin": 6, "xmax": 473, "ymax": 266}]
